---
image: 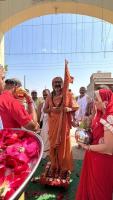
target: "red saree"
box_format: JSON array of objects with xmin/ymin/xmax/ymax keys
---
[{"xmin": 76, "ymin": 89, "xmax": 113, "ymax": 200}]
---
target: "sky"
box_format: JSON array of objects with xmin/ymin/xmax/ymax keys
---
[{"xmin": 4, "ymin": 14, "xmax": 113, "ymax": 96}]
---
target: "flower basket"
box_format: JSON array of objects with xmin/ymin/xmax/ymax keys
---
[{"xmin": 0, "ymin": 128, "xmax": 43, "ymax": 200}]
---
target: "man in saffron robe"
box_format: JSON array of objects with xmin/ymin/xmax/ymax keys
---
[{"xmin": 44, "ymin": 61, "xmax": 78, "ymax": 178}]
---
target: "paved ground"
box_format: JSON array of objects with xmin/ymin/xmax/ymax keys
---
[{"xmin": 70, "ymin": 127, "xmax": 85, "ymax": 160}]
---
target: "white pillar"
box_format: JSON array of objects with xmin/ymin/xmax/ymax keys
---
[{"xmin": 0, "ymin": 32, "xmax": 4, "ymax": 66}]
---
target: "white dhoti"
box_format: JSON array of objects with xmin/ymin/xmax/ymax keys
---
[{"xmin": 40, "ymin": 103, "xmax": 50, "ymax": 159}]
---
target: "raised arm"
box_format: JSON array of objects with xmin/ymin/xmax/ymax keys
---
[
  {"xmin": 24, "ymin": 91, "xmax": 37, "ymax": 124},
  {"xmin": 43, "ymin": 96, "xmax": 51, "ymax": 114}
]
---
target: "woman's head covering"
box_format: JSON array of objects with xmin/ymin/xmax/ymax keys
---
[
  {"xmin": 99, "ymin": 89, "xmax": 112, "ymax": 102},
  {"xmin": 96, "ymin": 89, "xmax": 113, "ymax": 133}
]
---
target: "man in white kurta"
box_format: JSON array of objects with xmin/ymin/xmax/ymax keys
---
[
  {"xmin": 39, "ymin": 89, "xmax": 50, "ymax": 159},
  {"xmin": 75, "ymin": 87, "xmax": 91, "ymax": 122}
]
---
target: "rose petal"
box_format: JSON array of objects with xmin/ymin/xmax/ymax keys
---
[
  {"xmin": 4, "ymin": 188, "xmax": 15, "ymax": 200},
  {"xmin": 14, "ymin": 163, "xmax": 29, "ymax": 175}
]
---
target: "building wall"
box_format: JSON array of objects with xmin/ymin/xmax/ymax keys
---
[{"xmin": 87, "ymin": 72, "xmax": 113, "ymax": 98}]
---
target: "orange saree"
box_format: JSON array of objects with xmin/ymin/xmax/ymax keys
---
[{"xmin": 48, "ymin": 61, "xmax": 78, "ymax": 172}]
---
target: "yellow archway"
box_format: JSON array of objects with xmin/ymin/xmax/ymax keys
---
[
  {"xmin": 0, "ymin": 0, "xmax": 113, "ymax": 64},
  {"xmin": 1, "ymin": 1, "xmax": 113, "ymax": 32}
]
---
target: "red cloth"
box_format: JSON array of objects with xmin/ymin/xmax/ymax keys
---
[
  {"xmin": 0, "ymin": 91, "xmax": 32, "ymax": 128},
  {"xmin": 63, "ymin": 60, "xmax": 74, "ymax": 106},
  {"xmin": 99, "ymin": 89, "xmax": 112, "ymax": 102},
  {"xmin": 76, "ymin": 89, "xmax": 113, "ymax": 200},
  {"xmin": 99, "ymin": 89, "xmax": 113, "ymax": 120}
]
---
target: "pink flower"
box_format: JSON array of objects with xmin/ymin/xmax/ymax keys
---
[
  {"xmin": 22, "ymin": 137, "xmax": 40, "ymax": 158},
  {"xmin": 6, "ymin": 143, "xmax": 29, "ymax": 163},
  {"xmin": 0, "ymin": 129, "xmax": 41, "ymax": 200}
]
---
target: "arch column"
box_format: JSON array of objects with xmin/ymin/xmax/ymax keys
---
[{"xmin": 0, "ymin": 32, "xmax": 4, "ymax": 66}]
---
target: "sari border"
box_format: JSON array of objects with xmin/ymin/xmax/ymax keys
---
[{"xmin": 100, "ymin": 118, "xmax": 113, "ymax": 133}]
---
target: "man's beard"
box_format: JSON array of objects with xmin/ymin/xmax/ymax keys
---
[{"xmin": 54, "ymin": 85, "xmax": 62, "ymax": 92}]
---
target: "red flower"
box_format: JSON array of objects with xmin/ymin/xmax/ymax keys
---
[
  {"xmin": 0, "ymin": 165, "xmax": 5, "ymax": 186},
  {"xmin": 4, "ymin": 188, "xmax": 15, "ymax": 200},
  {"xmin": 0, "ymin": 165, "xmax": 5, "ymax": 178},
  {"xmin": 4, "ymin": 133, "xmax": 19, "ymax": 145},
  {"xmin": 57, "ymin": 193, "xmax": 64, "ymax": 200},
  {"xmin": 14, "ymin": 163, "xmax": 30, "ymax": 175},
  {"xmin": 5, "ymin": 156, "xmax": 18, "ymax": 168},
  {"xmin": 10, "ymin": 172, "xmax": 29, "ymax": 190},
  {"xmin": 13, "ymin": 130, "xmax": 26, "ymax": 139},
  {"xmin": 0, "ymin": 149, "xmax": 6, "ymax": 163}
]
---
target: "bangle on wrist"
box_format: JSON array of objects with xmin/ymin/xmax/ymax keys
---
[{"xmin": 87, "ymin": 144, "xmax": 91, "ymax": 151}]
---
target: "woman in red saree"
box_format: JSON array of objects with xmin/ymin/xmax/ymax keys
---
[{"xmin": 76, "ymin": 89, "xmax": 113, "ymax": 200}]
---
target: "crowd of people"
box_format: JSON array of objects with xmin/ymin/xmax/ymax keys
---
[{"xmin": 0, "ymin": 64, "xmax": 113, "ymax": 199}]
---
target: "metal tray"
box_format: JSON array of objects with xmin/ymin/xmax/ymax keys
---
[{"xmin": 0, "ymin": 128, "xmax": 43, "ymax": 200}]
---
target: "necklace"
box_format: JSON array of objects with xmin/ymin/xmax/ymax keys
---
[{"xmin": 51, "ymin": 92, "xmax": 63, "ymax": 107}]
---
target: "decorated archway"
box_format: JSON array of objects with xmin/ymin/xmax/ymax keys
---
[{"xmin": 0, "ymin": 0, "xmax": 113, "ymax": 64}]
